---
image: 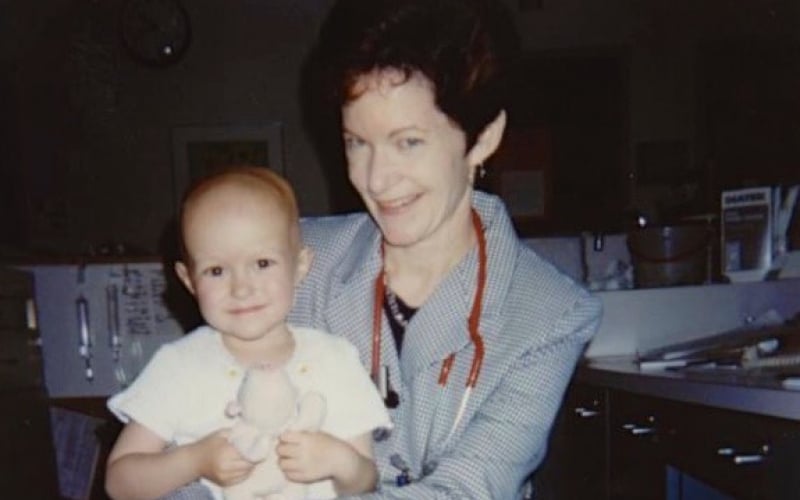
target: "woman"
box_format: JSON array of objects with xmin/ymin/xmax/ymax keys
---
[{"xmin": 290, "ymin": 0, "xmax": 603, "ymax": 498}]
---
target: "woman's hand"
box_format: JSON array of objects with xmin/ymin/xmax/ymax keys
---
[{"xmin": 191, "ymin": 429, "xmax": 255, "ymax": 486}]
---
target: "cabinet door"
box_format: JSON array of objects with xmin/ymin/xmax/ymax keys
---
[
  {"xmin": 0, "ymin": 388, "xmax": 60, "ymax": 497},
  {"xmin": 0, "ymin": 268, "xmax": 44, "ymax": 391},
  {"xmin": 609, "ymin": 389, "xmax": 675, "ymax": 500},
  {"xmin": 0, "ymin": 268, "xmax": 60, "ymax": 496},
  {"xmin": 535, "ymin": 382, "xmax": 608, "ymax": 499},
  {"xmin": 669, "ymin": 400, "xmax": 800, "ymax": 500}
]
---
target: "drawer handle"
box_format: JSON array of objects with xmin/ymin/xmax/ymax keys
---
[
  {"xmin": 25, "ymin": 299, "xmax": 37, "ymax": 330},
  {"xmin": 622, "ymin": 423, "xmax": 655, "ymax": 435},
  {"xmin": 574, "ymin": 407, "xmax": 599, "ymax": 418},
  {"xmin": 733, "ymin": 454, "xmax": 765, "ymax": 465},
  {"xmin": 717, "ymin": 446, "xmax": 769, "ymax": 465}
]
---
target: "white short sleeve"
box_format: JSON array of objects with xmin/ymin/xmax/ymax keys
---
[
  {"xmin": 107, "ymin": 344, "xmax": 187, "ymax": 442},
  {"xmin": 107, "ymin": 327, "xmax": 239, "ymax": 446}
]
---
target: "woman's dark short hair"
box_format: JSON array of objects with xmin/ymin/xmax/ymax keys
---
[{"xmin": 306, "ymin": 0, "xmax": 519, "ymax": 148}]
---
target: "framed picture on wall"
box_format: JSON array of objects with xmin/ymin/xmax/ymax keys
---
[{"xmin": 171, "ymin": 123, "xmax": 284, "ymax": 211}]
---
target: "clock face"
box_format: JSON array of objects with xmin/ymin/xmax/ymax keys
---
[{"xmin": 120, "ymin": 0, "xmax": 191, "ymax": 67}]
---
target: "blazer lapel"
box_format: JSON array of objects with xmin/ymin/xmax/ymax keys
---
[
  {"xmin": 323, "ymin": 192, "xmax": 521, "ymax": 392},
  {"xmin": 325, "ymin": 223, "xmax": 383, "ymax": 367},
  {"xmin": 399, "ymin": 250, "xmax": 476, "ymax": 387},
  {"xmin": 400, "ymin": 194, "xmax": 519, "ymax": 388}
]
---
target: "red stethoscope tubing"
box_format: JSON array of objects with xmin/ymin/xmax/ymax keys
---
[{"xmin": 371, "ymin": 209, "xmax": 487, "ymax": 392}]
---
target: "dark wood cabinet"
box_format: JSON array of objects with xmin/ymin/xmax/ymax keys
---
[
  {"xmin": 667, "ymin": 398, "xmax": 800, "ymax": 500},
  {"xmin": 0, "ymin": 267, "xmax": 60, "ymax": 497},
  {"xmin": 537, "ymin": 381, "xmax": 800, "ymax": 499},
  {"xmin": 608, "ymin": 390, "xmax": 672, "ymax": 499},
  {"xmin": 535, "ymin": 382, "xmax": 609, "ymax": 499}
]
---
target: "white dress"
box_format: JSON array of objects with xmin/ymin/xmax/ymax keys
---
[{"xmin": 108, "ymin": 324, "xmax": 392, "ymax": 500}]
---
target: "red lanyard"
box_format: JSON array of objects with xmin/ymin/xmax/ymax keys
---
[{"xmin": 371, "ymin": 209, "xmax": 487, "ymax": 391}]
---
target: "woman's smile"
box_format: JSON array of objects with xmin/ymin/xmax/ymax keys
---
[{"xmin": 375, "ymin": 194, "xmax": 421, "ymax": 215}]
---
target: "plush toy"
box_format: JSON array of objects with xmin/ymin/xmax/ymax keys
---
[{"xmin": 223, "ymin": 364, "xmax": 326, "ymax": 500}]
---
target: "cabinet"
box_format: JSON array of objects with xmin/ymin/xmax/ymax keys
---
[
  {"xmin": 663, "ymin": 398, "xmax": 800, "ymax": 500},
  {"xmin": 0, "ymin": 267, "xmax": 60, "ymax": 497},
  {"xmin": 536, "ymin": 380, "xmax": 800, "ymax": 499},
  {"xmin": 699, "ymin": 41, "xmax": 800, "ymax": 192},
  {"xmin": 609, "ymin": 390, "xmax": 672, "ymax": 499},
  {"xmin": 534, "ymin": 382, "xmax": 608, "ymax": 499}
]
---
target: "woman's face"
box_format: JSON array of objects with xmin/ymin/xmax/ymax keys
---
[{"xmin": 341, "ymin": 70, "xmax": 477, "ymax": 248}]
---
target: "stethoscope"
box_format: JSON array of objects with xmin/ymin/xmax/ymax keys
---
[{"xmin": 371, "ymin": 208, "xmax": 487, "ymax": 448}]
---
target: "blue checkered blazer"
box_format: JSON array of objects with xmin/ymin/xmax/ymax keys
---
[{"xmin": 289, "ymin": 191, "xmax": 602, "ymax": 499}]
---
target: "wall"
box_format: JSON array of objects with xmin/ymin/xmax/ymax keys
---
[
  {"xmin": 2, "ymin": 0, "xmax": 798, "ymax": 256},
  {"xmin": 2, "ymin": 0, "xmax": 331, "ymax": 255},
  {"xmin": 514, "ymin": 0, "xmax": 797, "ymax": 146},
  {"xmin": 514, "ymin": 0, "xmax": 800, "ymax": 226}
]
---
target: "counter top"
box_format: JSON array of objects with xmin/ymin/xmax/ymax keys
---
[{"xmin": 577, "ymin": 357, "xmax": 800, "ymax": 421}]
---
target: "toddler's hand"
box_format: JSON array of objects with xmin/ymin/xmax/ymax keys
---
[
  {"xmin": 192, "ymin": 428, "xmax": 256, "ymax": 486},
  {"xmin": 277, "ymin": 430, "xmax": 348, "ymax": 483}
]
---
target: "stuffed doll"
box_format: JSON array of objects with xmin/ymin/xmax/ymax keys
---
[{"xmin": 223, "ymin": 364, "xmax": 326, "ymax": 500}]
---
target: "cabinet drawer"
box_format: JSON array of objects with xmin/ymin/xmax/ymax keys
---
[
  {"xmin": 534, "ymin": 382, "xmax": 608, "ymax": 499},
  {"xmin": 549, "ymin": 378, "xmax": 800, "ymax": 500},
  {"xmin": 609, "ymin": 390, "xmax": 676, "ymax": 499},
  {"xmin": 668, "ymin": 400, "xmax": 800, "ymax": 499}
]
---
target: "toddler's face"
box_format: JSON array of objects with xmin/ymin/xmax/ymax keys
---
[{"xmin": 176, "ymin": 186, "xmax": 310, "ymax": 345}]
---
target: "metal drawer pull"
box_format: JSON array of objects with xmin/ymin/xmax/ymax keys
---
[
  {"xmin": 717, "ymin": 446, "xmax": 769, "ymax": 465},
  {"xmin": 25, "ymin": 299, "xmax": 37, "ymax": 330},
  {"xmin": 733, "ymin": 454, "xmax": 765, "ymax": 465},
  {"xmin": 622, "ymin": 423, "xmax": 655, "ymax": 435},
  {"xmin": 574, "ymin": 407, "xmax": 599, "ymax": 418}
]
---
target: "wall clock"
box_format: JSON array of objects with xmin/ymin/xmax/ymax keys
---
[{"xmin": 120, "ymin": 0, "xmax": 191, "ymax": 67}]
